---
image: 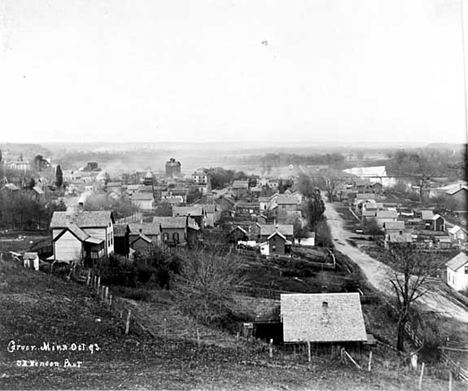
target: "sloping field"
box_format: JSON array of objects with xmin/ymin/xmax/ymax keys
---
[{"xmin": 1, "ymin": 256, "xmax": 466, "ymax": 390}]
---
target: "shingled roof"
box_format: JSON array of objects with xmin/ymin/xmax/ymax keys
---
[
  {"xmin": 446, "ymin": 252, "xmax": 468, "ymax": 272},
  {"xmin": 259, "ymin": 224, "xmax": 294, "ymax": 237},
  {"xmin": 128, "ymin": 223, "xmax": 160, "ymax": 236},
  {"xmin": 277, "ymin": 194, "xmax": 299, "ymax": 205},
  {"xmin": 50, "ymin": 211, "xmax": 114, "ymax": 228},
  {"xmin": 281, "ymin": 293, "xmax": 367, "ymax": 343},
  {"xmin": 173, "ymin": 206, "xmax": 204, "ymax": 217}
]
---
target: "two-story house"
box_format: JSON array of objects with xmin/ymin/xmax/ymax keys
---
[{"xmin": 50, "ymin": 211, "xmax": 114, "ymax": 264}]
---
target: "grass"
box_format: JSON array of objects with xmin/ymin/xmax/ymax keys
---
[{"xmin": 2, "ymin": 251, "xmax": 468, "ymax": 389}]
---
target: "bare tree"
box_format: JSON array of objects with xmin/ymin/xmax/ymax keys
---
[
  {"xmin": 319, "ymin": 169, "xmax": 346, "ymax": 202},
  {"xmin": 175, "ymin": 246, "xmax": 246, "ymax": 325},
  {"xmin": 388, "ymin": 244, "xmax": 438, "ymax": 351}
]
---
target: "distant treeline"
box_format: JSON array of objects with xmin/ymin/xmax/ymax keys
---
[{"xmin": 385, "ymin": 147, "xmax": 466, "ymax": 179}]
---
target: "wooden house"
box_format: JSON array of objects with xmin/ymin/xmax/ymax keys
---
[
  {"xmin": 276, "ymin": 194, "xmax": 299, "ymax": 223},
  {"xmin": 153, "ymin": 216, "xmax": 200, "ymax": 247},
  {"xmin": 446, "ymin": 252, "xmax": 468, "ymax": 291},
  {"xmin": 128, "ymin": 222, "xmax": 161, "ymax": 250},
  {"xmin": 446, "ymin": 186, "xmax": 468, "ymax": 211},
  {"xmin": 449, "ymin": 226, "xmax": 468, "ymax": 249},
  {"xmin": 50, "ymin": 211, "xmax": 114, "ymax": 264},
  {"xmin": 375, "ymin": 210, "xmax": 398, "ymax": 227},
  {"xmin": 173, "ymin": 206, "xmax": 205, "ymax": 228},
  {"xmin": 229, "ymin": 226, "xmax": 249, "ymax": 244},
  {"xmin": 260, "ymin": 231, "xmax": 292, "ymax": 256},
  {"xmin": 383, "ymin": 221, "xmax": 405, "ymax": 234},
  {"xmin": 131, "ymin": 192, "xmax": 154, "ymax": 211},
  {"xmin": 281, "ymin": 293, "xmax": 367, "ymax": 345},
  {"xmin": 258, "ymin": 224, "xmax": 294, "ymax": 243}
]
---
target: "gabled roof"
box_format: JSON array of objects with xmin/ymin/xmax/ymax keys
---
[
  {"xmin": 131, "ymin": 234, "xmax": 152, "ymax": 245},
  {"xmin": 362, "ymin": 210, "xmax": 377, "ymax": 218},
  {"xmin": 446, "ymin": 186, "xmax": 468, "ymax": 196},
  {"xmin": 259, "ymin": 224, "xmax": 294, "ymax": 237},
  {"xmin": 50, "ymin": 211, "xmax": 114, "ymax": 228},
  {"xmin": 5, "ymin": 183, "xmax": 19, "ymax": 191},
  {"xmin": 449, "ymin": 226, "xmax": 467, "ymax": 235},
  {"xmin": 131, "ymin": 192, "xmax": 154, "ymax": 201},
  {"xmin": 232, "ymin": 180, "xmax": 249, "ymax": 189},
  {"xmin": 67, "ymin": 223, "xmax": 90, "ymax": 241},
  {"xmin": 383, "ymin": 221, "xmax": 405, "ymax": 230},
  {"xmin": 376, "ymin": 210, "xmax": 398, "ymax": 219},
  {"xmin": 421, "ymin": 210, "xmax": 435, "ymax": 220},
  {"xmin": 173, "ymin": 206, "xmax": 204, "ymax": 217},
  {"xmin": 431, "ymin": 214, "xmax": 444, "ymax": 221},
  {"xmin": 446, "ymin": 252, "xmax": 468, "ymax": 271},
  {"xmin": 386, "ymin": 233, "xmax": 413, "ymax": 243},
  {"xmin": 32, "ymin": 186, "xmax": 44, "ymax": 195},
  {"xmin": 281, "ymin": 293, "xmax": 367, "ymax": 343},
  {"xmin": 267, "ymin": 231, "xmax": 287, "ymax": 241},
  {"xmin": 84, "ymin": 237, "xmax": 104, "ymax": 245},
  {"xmin": 355, "ymin": 193, "xmax": 376, "ymax": 200},
  {"xmin": 128, "ymin": 223, "xmax": 160, "ymax": 236},
  {"xmin": 153, "ymin": 216, "xmax": 199, "ymax": 230},
  {"xmin": 277, "ymin": 194, "xmax": 299, "ymax": 205},
  {"xmin": 231, "ymin": 226, "xmax": 248, "ymax": 235}
]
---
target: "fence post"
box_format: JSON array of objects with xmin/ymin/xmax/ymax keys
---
[
  {"xmin": 307, "ymin": 341, "xmax": 311, "ymax": 363},
  {"xmin": 269, "ymin": 339, "xmax": 273, "ymax": 359},
  {"xmin": 125, "ymin": 310, "xmax": 131, "ymax": 335},
  {"xmin": 368, "ymin": 351, "xmax": 372, "ymax": 372},
  {"xmin": 418, "ymin": 362, "xmax": 424, "ymax": 390},
  {"xmin": 449, "ymin": 370, "xmax": 452, "ymax": 391}
]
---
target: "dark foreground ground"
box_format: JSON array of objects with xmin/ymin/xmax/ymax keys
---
[{"xmin": 0, "ymin": 256, "xmax": 466, "ymax": 391}]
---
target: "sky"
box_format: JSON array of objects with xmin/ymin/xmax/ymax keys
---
[{"xmin": 0, "ymin": 0, "xmax": 467, "ymax": 145}]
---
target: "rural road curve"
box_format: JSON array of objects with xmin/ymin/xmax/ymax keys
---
[{"xmin": 324, "ymin": 201, "xmax": 468, "ymax": 323}]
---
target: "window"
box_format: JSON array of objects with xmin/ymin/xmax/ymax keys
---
[
  {"xmin": 465, "ymin": 266, "xmax": 468, "ymax": 274},
  {"xmin": 173, "ymin": 232, "xmax": 180, "ymax": 242},
  {"xmin": 163, "ymin": 233, "xmax": 169, "ymax": 241},
  {"xmin": 272, "ymin": 245, "xmax": 276, "ymax": 252}
]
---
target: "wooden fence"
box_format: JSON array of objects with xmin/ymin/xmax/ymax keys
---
[{"xmin": 439, "ymin": 350, "xmax": 468, "ymax": 382}]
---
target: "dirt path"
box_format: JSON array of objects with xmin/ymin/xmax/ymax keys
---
[{"xmin": 325, "ymin": 202, "xmax": 468, "ymax": 323}]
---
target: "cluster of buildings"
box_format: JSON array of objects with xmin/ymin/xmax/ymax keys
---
[
  {"xmin": 215, "ymin": 178, "xmax": 315, "ymax": 256},
  {"xmin": 340, "ymin": 177, "xmax": 467, "ymax": 251}
]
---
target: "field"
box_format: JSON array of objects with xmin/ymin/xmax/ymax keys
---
[{"xmin": 2, "ymin": 250, "xmax": 468, "ymax": 390}]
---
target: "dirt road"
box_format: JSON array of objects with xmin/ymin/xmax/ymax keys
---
[{"xmin": 325, "ymin": 202, "xmax": 468, "ymax": 323}]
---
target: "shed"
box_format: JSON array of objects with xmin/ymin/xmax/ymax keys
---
[{"xmin": 281, "ymin": 293, "xmax": 367, "ymax": 344}]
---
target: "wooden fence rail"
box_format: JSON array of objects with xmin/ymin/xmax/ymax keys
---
[{"xmin": 440, "ymin": 351, "xmax": 468, "ymax": 382}]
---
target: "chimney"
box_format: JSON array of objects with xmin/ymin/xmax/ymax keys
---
[{"xmin": 322, "ymin": 301, "xmax": 328, "ymax": 308}]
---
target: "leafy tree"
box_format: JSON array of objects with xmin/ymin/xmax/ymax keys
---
[
  {"xmin": 363, "ymin": 218, "xmax": 384, "ymax": 237},
  {"xmin": 186, "ymin": 187, "xmax": 202, "ymax": 204},
  {"xmin": 55, "ymin": 165, "xmax": 63, "ymax": 188},
  {"xmin": 83, "ymin": 193, "xmax": 137, "ymax": 220},
  {"xmin": 154, "ymin": 201, "xmax": 172, "ymax": 217},
  {"xmin": 291, "ymin": 217, "xmax": 309, "ymax": 243},
  {"xmin": 28, "ymin": 178, "xmax": 36, "ymax": 189}
]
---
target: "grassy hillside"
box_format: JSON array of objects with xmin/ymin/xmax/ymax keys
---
[{"xmin": 0, "ymin": 256, "xmax": 466, "ymax": 390}]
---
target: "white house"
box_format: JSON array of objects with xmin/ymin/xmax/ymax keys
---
[
  {"xmin": 446, "ymin": 252, "xmax": 468, "ymax": 291},
  {"xmin": 50, "ymin": 211, "xmax": 114, "ymax": 264},
  {"xmin": 131, "ymin": 192, "xmax": 154, "ymax": 211},
  {"xmin": 449, "ymin": 226, "xmax": 468, "ymax": 249}
]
